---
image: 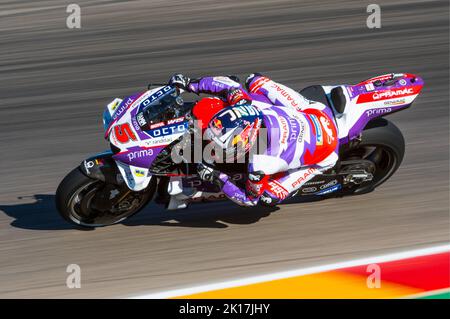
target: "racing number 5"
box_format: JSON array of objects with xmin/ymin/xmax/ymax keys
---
[{"xmin": 114, "ymin": 123, "xmax": 137, "ymax": 143}]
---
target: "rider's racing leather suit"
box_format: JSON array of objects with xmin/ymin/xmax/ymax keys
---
[{"xmin": 187, "ymin": 75, "xmax": 339, "ymax": 207}]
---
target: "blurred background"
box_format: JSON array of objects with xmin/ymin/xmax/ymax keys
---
[{"xmin": 0, "ymin": 0, "xmax": 448, "ymax": 297}]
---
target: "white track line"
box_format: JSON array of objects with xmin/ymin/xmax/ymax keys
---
[{"xmin": 130, "ymin": 244, "xmax": 450, "ymax": 299}]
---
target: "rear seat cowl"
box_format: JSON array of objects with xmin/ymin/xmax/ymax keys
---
[{"xmin": 330, "ymin": 87, "xmax": 346, "ymax": 113}]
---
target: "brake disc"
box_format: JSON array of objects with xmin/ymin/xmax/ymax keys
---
[{"xmin": 339, "ymin": 160, "xmax": 375, "ymax": 185}]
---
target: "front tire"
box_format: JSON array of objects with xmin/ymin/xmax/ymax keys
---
[{"xmin": 56, "ymin": 168, "xmax": 155, "ymax": 227}]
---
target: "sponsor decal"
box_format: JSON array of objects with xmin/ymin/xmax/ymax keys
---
[
  {"xmin": 150, "ymin": 122, "xmax": 165, "ymax": 130},
  {"xmin": 83, "ymin": 159, "xmax": 103, "ymax": 173},
  {"xmin": 366, "ymin": 107, "xmax": 392, "ymax": 117},
  {"xmin": 302, "ymin": 186, "xmax": 317, "ymax": 193},
  {"xmin": 356, "ymin": 85, "xmax": 420, "ymax": 104},
  {"xmin": 309, "ymin": 114, "xmax": 323, "ymax": 146},
  {"xmin": 365, "ymin": 83, "xmax": 375, "ymax": 92},
  {"xmin": 112, "ymin": 97, "xmax": 134, "ymax": 120},
  {"xmin": 270, "ymin": 83, "xmax": 299, "ymax": 109},
  {"xmin": 399, "ymin": 79, "xmax": 407, "ymax": 86},
  {"xmin": 167, "ymin": 117, "xmax": 184, "ymax": 125},
  {"xmin": 136, "ymin": 112, "xmax": 147, "ymax": 127},
  {"xmin": 140, "ymin": 86, "xmax": 172, "ymax": 110},
  {"xmin": 132, "ymin": 118, "xmax": 140, "ymax": 131},
  {"xmin": 320, "ymin": 116, "xmax": 335, "ymax": 144},
  {"xmin": 287, "ymin": 117, "xmax": 303, "ymax": 142},
  {"xmin": 109, "ymin": 99, "xmax": 121, "ymax": 111},
  {"xmin": 372, "ymin": 88, "xmax": 413, "ymax": 100},
  {"xmin": 212, "ymin": 118, "xmax": 223, "ymax": 131},
  {"xmin": 279, "ymin": 117, "xmax": 289, "ymax": 145},
  {"xmin": 127, "ymin": 148, "xmax": 154, "ymax": 162},
  {"xmin": 143, "ymin": 136, "xmax": 172, "ymax": 147},
  {"xmin": 304, "ymin": 180, "xmax": 325, "ymax": 186},
  {"xmin": 297, "ymin": 120, "xmax": 305, "ymax": 143},
  {"xmin": 219, "ymin": 104, "xmax": 260, "ymax": 122},
  {"xmin": 320, "ymin": 179, "xmax": 338, "ymax": 190},
  {"xmin": 267, "ymin": 180, "xmax": 289, "ymax": 200},
  {"xmin": 84, "ymin": 160, "xmax": 95, "ymax": 169},
  {"xmin": 316, "ymin": 184, "xmax": 341, "ymax": 195},
  {"xmin": 148, "ymin": 117, "xmax": 185, "ymax": 130},
  {"xmin": 291, "ymin": 167, "xmax": 318, "ymax": 188},
  {"xmin": 148, "ymin": 123, "xmax": 188, "ymax": 138},
  {"xmin": 134, "ymin": 169, "xmax": 146, "ymax": 177},
  {"xmin": 383, "ymin": 98, "xmax": 406, "ymax": 106}
]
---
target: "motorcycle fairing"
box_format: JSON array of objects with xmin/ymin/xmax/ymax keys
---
[
  {"xmin": 323, "ymin": 73, "xmax": 424, "ymax": 143},
  {"xmin": 103, "ymin": 86, "xmax": 189, "ymax": 191}
]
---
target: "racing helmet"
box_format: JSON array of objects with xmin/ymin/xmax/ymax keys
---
[{"xmin": 205, "ymin": 104, "xmax": 263, "ymax": 163}]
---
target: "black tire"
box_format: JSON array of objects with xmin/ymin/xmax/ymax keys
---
[
  {"xmin": 56, "ymin": 167, "xmax": 156, "ymax": 228},
  {"xmin": 340, "ymin": 118, "xmax": 405, "ymax": 195}
]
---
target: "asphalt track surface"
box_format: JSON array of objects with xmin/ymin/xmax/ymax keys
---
[{"xmin": 0, "ymin": 0, "xmax": 448, "ymax": 298}]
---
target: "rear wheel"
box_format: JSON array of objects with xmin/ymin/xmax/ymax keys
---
[
  {"xmin": 339, "ymin": 119, "xmax": 405, "ymax": 195},
  {"xmin": 56, "ymin": 168, "xmax": 156, "ymax": 227}
]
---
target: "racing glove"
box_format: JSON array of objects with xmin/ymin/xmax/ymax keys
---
[
  {"xmin": 197, "ymin": 163, "xmax": 222, "ymax": 186},
  {"xmin": 169, "ymin": 73, "xmax": 191, "ymax": 91},
  {"xmin": 227, "ymin": 87, "xmax": 252, "ymax": 106}
]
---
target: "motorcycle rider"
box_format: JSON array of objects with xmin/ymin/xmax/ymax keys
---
[{"xmin": 168, "ymin": 73, "xmax": 339, "ymax": 207}]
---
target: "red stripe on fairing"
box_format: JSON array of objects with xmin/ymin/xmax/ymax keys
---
[
  {"xmin": 356, "ymin": 85, "xmax": 422, "ymax": 104},
  {"xmin": 339, "ymin": 252, "xmax": 450, "ymax": 291}
]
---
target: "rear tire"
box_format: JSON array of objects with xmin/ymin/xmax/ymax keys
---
[
  {"xmin": 340, "ymin": 118, "xmax": 405, "ymax": 195},
  {"xmin": 56, "ymin": 167, "xmax": 155, "ymax": 228}
]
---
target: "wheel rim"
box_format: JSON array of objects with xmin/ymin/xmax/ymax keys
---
[
  {"xmin": 68, "ymin": 181, "xmax": 149, "ymax": 226},
  {"xmin": 342, "ymin": 144, "xmax": 398, "ymax": 193}
]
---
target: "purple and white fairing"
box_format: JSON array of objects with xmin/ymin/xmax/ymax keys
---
[
  {"xmin": 323, "ymin": 73, "xmax": 424, "ymax": 145},
  {"xmin": 103, "ymin": 86, "xmax": 189, "ymax": 191}
]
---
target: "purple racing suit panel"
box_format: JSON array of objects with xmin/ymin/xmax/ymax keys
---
[
  {"xmin": 248, "ymin": 75, "xmax": 336, "ymax": 122},
  {"xmin": 218, "ymin": 173, "xmax": 259, "ymax": 207},
  {"xmin": 247, "ymin": 75, "xmax": 310, "ymax": 110},
  {"xmin": 191, "ymin": 74, "xmax": 340, "ymax": 207},
  {"xmin": 217, "ymin": 153, "xmax": 338, "ymax": 207},
  {"xmin": 255, "ymin": 106, "xmax": 314, "ymax": 172},
  {"xmin": 188, "ymin": 76, "xmax": 243, "ymax": 97}
]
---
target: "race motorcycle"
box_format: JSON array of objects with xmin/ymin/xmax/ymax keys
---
[{"xmin": 56, "ymin": 73, "xmax": 424, "ymax": 227}]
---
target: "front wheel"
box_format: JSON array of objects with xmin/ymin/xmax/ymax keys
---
[
  {"xmin": 56, "ymin": 168, "xmax": 155, "ymax": 227},
  {"xmin": 339, "ymin": 119, "xmax": 405, "ymax": 195}
]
